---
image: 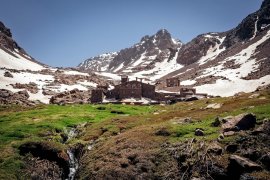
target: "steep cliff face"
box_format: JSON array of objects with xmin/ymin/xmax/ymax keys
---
[{"xmin": 222, "ymin": 0, "xmax": 270, "ymax": 48}]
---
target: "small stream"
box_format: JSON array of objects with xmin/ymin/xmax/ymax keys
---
[
  {"xmin": 65, "ymin": 128, "xmax": 79, "ymax": 180},
  {"xmin": 67, "ymin": 149, "xmax": 79, "ymax": 180},
  {"xmin": 64, "ymin": 126, "xmax": 97, "ymax": 180}
]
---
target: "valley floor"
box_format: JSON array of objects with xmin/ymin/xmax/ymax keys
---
[{"xmin": 0, "ymin": 90, "xmax": 270, "ymax": 179}]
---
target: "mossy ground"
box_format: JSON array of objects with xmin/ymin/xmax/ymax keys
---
[{"xmin": 0, "ymin": 90, "xmax": 270, "ymax": 179}]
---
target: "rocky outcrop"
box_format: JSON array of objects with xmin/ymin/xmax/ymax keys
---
[
  {"xmin": 222, "ymin": 0, "xmax": 270, "ymax": 48},
  {"xmin": 0, "ymin": 89, "xmax": 36, "ymax": 105},
  {"xmin": 4, "ymin": 71, "xmax": 13, "ymax": 78},
  {"xmin": 11, "ymin": 82, "xmax": 39, "ymax": 94},
  {"xmin": 49, "ymin": 89, "xmax": 91, "ymax": 105}
]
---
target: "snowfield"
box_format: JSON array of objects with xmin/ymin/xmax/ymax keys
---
[{"xmin": 0, "ymin": 49, "xmax": 44, "ymax": 70}]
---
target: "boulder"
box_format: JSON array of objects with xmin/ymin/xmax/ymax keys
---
[
  {"xmin": 222, "ymin": 113, "xmax": 256, "ymax": 132},
  {"xmin": 195, "ymin": 128, "xmax": 204, "ymax": 136},
  {"xmin": 155, "ymin": 128, "xmax": 171, "ymax": 136},
  {"xmin": 260, "ymin": 154, "xmax": 270, "ymax": 170},
  {"xmin": 211, "ymin": 117, "xmax": 222, "ymax": 127},
  {"xmin": 226, "ymin": 144, "xmax": 238, "ymax": 153},
  {"xmin": 4, "ymin": 71, "xmax": 13, "ymax": 78},
  {"xmin": 206, "ymin": 103, "xmax": 222, "ymax": 109},
  {"xmin": 207, "ymin": 143, "xmax": 223, "ymax": 155},
  {"xmin": 252, "ymin": 120, "xmax": 270, "ymax": 135},
  {"xmin": 0, "ymin": 89, "xmax": 13, "ymax": 98},
  {"xmin": 223, "ymin": 131, "xmax": 235, "ymax": 137},
  {"xmin": 228, "ymin": 155, "xmax": 262, "ymax": 176}
]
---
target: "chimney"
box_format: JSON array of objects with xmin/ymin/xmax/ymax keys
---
[{"xmin": 121, "ymin": 75, "xmax": 128, "ymax": 84}]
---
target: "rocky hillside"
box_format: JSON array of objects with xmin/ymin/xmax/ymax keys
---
[
  {"xmin": 0, "ymin": 21, "xmax": 107, "ymax": 105},
  {"xmin": 78, "ymin": 0, "xmax": 270, "ymax": 96},
  {"xmin": 160, "ymin": 0, "xmax": 270, "ymax": 96}
]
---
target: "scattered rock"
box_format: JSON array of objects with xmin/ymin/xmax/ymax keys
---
[
  {"xmin": 207, "ymin": 143, "xmax": 223, "ymax": 155},
  {"xmin": 226, "ymin": 144, "xmax": 238, "ymax": 153},
  {"xmin": 218, "ymin": 133, "xmax": 225, "ymax": 142},
  {"xmin": 155, "ymin": 128, "xmax": 171, "ymax": 136},
  {"xmin": 0, "ymin": 89, "xmax": 35, "ymax": 106},
  {"xmin": 171, "ymin": 117, "xmax": 193, "ymax": 124},
  {"xmin": 42, "ymin": 89, "xmax": 57, "ymax": 96},
  {"xmin": 4, "ymin": 71, "xmax": 13, "ymax": 78},
  {"xmin": 224, "ymin": 131, "xmax": 235, "ymax": 137},
  {"xmin": 211, "ymin": 116, "xmax": 222, "ymax": 127},
  {"xmin": 195, "ymin": 128, "xmax": 204, "ymax": 136},
  {"xmin": 206, "ymin": 103, "xmax": 222, "ymax": 109},
  {"xmin": 11, "ymin": 82, "xmax": 39, "ymax": 94}
]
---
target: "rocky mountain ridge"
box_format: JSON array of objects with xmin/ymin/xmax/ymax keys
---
[{"xmin": 78, "ymin": 0, "xmax": 270, "ymax": 97}]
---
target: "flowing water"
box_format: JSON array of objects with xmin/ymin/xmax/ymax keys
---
[
  {"xmin": 65, "ymin": 128, "xmax": 79, "ymax": 180},
  {"xmin": 67, "ymin": 149, "xmax": 79, "ymax": 180}
]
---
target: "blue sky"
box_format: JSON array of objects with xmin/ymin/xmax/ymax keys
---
[{"xmin": 0, "ymin": 0, "xmax": 263, "ymax": 67}]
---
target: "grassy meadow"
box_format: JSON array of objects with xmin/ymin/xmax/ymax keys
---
[{"xmin": 0, "ymin": 90, "xmax": 270, "ymax": 179}]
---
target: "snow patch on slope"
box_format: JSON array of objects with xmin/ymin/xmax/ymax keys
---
[
  {"xmin": 198, "ymin": 36, "xmax": 226, "ymax": 65},
  {"xmin": 131, "ymin": 48, "xmax": 183, "ymax": 81},
  {"xmin": 0, "ymin": 48, "xmax": 44, "ymax": 70},
  {"xmin": 195, "ymin": 30, "xmax": 270, "ymax": 96}
]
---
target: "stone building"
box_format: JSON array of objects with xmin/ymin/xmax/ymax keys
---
[
  {"xmin": 166, "ymin": 77, "xmax": 180, "ymax": 87},
  {"xmin": 91, "ymin": 76, "xmax": 207, "ymax": 104},
  {"xmin": 106, "ymin": 76, "xmax": 156, "ymax": 100},
  {"xmin": 90, "ymin": 89, "xmax": 104, "ymax": 103},
  {"xmin": 180, "ymin": 87, "xmax": 196, "ymax": 97}
]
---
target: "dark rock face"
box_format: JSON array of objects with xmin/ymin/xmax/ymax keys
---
[
  {"xmin": 0, "ymin": 21, "xmax": 27, "ymax": 54},
  {"xmin": 0, "ymin": 21, "xmax": 12, "ymax": 37},
  {"xmin": 222, "ymin": 0, "xmax": 270, "ymax": 48},
  {"xmin": 176, "ymin": 33, "xmax": 224, "ymax": 65}
]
